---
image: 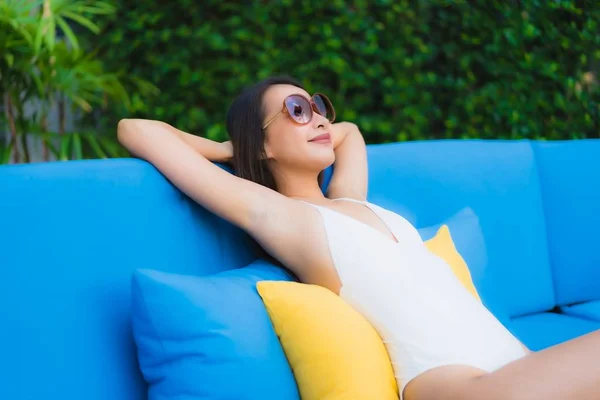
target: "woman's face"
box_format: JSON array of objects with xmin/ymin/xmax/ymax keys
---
[{"xmin": 262, "ymin": 84, "xmax": 335, "ymax": 173}]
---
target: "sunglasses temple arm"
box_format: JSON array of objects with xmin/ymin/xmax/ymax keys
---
[{"xmin": 262, "ymin": 110, "xmax": 284, "ymax": 130}]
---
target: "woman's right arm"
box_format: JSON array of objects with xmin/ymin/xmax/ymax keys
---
[
  {"xmin": 145, "ymin": 122, "xmax": 233, "ymax": 163},
  {"xmin": 117, "ymin": 118, "xmax": 334, "ymax": 282},
  {"xmin": 117, "ymin": 118, "xmax": 276, "ymax": 229}
]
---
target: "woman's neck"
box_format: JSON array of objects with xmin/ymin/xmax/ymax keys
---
[{"xmin": 272, "ymin": 167, "xmax": 327, "ymax": 202}]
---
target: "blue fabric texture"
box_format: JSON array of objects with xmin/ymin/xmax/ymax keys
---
[
  {"xmin": 509, "ymin": 312, "xmax": 600, "ymax": 351},
  {"xmin": 560, "ymin": 301, "xmax": 600, "ymax": 322},
  {"xmin": 131, "ymin": 259, "xmax": 300, "ymax": 400},
  {"xmin": 533, "ymin": 140, "xmax": 600, "ymax": 306}
]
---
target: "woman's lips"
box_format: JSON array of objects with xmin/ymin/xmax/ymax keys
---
[{"xmin": 308, "ymin": 133, "xmax": 331, "ymax": 144}]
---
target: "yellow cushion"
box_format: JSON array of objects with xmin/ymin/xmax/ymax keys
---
[
  {"xmin": 424, "ymin": 224, "xmax": 481, "ymax": 301},
  {"xmin": 257, "ymin": 281, "xmax": 398, "ymax": 400}
]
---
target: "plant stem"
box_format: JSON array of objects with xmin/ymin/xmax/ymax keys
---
[
  {"xmin": 59, "ymin": 93, "xmax": 65, "ymax": 134},
  {"xmin": 4, "ymin": 93, "xmax": 20, "ymax": 164},
  {"xmin": 43, "ymin": 0, "xmax": 51, "ymax": 18},
  {"xmin": 13, "ymin": 95, "xmax": 30, "ymax": 163},
  {"xmin": 20, "ymin": 125, "xmax": 30, "ymax": 163},
  {"xmin": 41, "ymin": 113, "xmax": 49, "ymax": 161},
  {"xmin": 41, "ymin": 0, "xmax": 53, "ymax": 161}
]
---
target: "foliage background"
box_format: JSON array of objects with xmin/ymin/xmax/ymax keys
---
[{"xmin": 86, "ymin": 0, "xmax": 600, "ymax": 143}]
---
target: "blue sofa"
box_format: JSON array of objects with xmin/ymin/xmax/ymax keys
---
[{"xmin": 2, "ymin": 139, "xmax": 600, "ymax": 400}]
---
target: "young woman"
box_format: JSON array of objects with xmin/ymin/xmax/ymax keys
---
[{"xmin": 118, "ymin": 76, "xmax": 600, "ymax": 400}]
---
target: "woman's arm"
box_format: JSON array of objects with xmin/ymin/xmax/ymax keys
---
[
  {"xmin": 326, "ymin": 121, "xmax": 368, "ymax": 201},
  {"xmin": 117, "ymin": 118, "xmax": 335, "ymax": 282},
  {"xmin": 117, "ymin": 119, "xmax": 269, "ymax": 229},
  {"xmin": 147, "ymin": 122, "xmax": 233, "ymax": 163}
]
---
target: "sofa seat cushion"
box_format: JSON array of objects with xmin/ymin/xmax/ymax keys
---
[
  {"xmin": 509, "ymin": 312, "xmax": 600, "ymax": 351},
  {"xmin": 560, "ymin": 301, "xmax": 600, "ymax": 322}
]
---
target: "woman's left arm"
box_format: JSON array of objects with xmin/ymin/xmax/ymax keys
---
[{"xmin": 326, "ymin": 121, "xmax": 368, "ymax": 201}]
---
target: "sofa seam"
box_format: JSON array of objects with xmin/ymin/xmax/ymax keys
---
[{"xmin": 529, "ymin": 140, "xmax": 558, "ymax": 311}]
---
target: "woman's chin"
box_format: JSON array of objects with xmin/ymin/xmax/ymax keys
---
[{"xmin": 315, "ymin": 155, "xmax": 335, "ymax": 171}]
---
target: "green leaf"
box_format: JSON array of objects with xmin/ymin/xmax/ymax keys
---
[
  {"xmin": 30, "ymin": 71, "xmax": 45, "ymax": 98},
  {"xmin": 33, "ymin": 18, "xmax": 45, "ymax": 54},
  {"xmin": 99, "ymin": 137, "xmax": 124, "ymax": 158},
  {"xmin": 59, "ymin": 135, "xmax": 72, "ymax": 161},
  {"xmin": 56, "ymin": 16, "xmax": 80, "ymax": 52},
  {"xmin": 72, "ymin": 133, "xmax": 83, "ymax": 159},
  {"xmin": 44, "ymin": 135, "xmax": 59, "ymax": 157},
  {"xmin": 0, "ymin": 142, "xmax": 13, "ymax": 164},
  {"xmin": 84, "ymin": 134, "xmax": 108, "ymax": 158},
  {"xmin": 46, "ymin": 16, "xmax": 56, "ymax": 50},
  {"xmin": 4, "ymin": 53, "xmax": 14, "ymax": 67},
  {"xmin": 71, "ymin": 95, "xmax": 92, "ymax": 112},
  {"xmin": 62, "ymin": 10, "xmax": 100, "ymax": 34},
  {"xmin": 76, "ymin": 4, "xmax": 117, "ymax": 15}
]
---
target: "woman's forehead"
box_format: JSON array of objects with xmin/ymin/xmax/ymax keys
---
[{"xmin": 264, "ymin": 84, "xmax": 310, "ymax": 110}]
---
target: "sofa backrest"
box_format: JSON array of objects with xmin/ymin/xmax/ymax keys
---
[
  {"xmin": 0, "ymin": 159, "xmax": 260, "ymax": 400},
  {"xmin": 365, "ymin": 140, "xmax": 555, "ymax": 320},
  {"xmin": 532, "ymin": 140, "xmax": 600, "ymax": 306}
]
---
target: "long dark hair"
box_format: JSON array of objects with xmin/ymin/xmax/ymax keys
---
[{"xmin": 226, "ymin": 76, "xmax": 305, "ymax": 191}]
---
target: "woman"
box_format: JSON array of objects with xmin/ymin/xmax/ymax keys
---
[{"xmin": 118, "ymin": 76, "xmax": 600, "ymax": 400}]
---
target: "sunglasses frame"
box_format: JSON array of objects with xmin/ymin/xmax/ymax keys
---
[{"xmin": 261, "ymin": 92, "xmax": 335, "ymax": 130}]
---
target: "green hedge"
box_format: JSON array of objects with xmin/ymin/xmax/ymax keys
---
[{"xmin": 88, "ymin": 0, "xmax": 600, "ymax": 143}]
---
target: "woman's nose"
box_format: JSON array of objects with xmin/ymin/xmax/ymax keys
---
[{"xmin": 313, "ymin": 112, "xmax": 329, "ymax": 128}]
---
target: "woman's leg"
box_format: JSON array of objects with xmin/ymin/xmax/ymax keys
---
[{"xmin": 404, "ymin": 329, "xmax": 600, "ymax": 400}]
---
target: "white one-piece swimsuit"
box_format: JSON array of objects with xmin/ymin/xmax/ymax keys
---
[{"xmin": 301, "ymin": 198, "xmax": 526, "ymax": 399}]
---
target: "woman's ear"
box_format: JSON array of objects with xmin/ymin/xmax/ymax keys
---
[{"xmin": 263, "ymin": 142, "xmax": 275, "ymax": 160}]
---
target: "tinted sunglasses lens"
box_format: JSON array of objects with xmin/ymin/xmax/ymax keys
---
[
  {"xmin": 313, "ymin": 94, "xmax": 336, "ymax": 122},
  {"xmin": 285, "ymin": 95, "xmax": 312, "ymax": 124}
]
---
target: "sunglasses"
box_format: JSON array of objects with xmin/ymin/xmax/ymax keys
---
[{"xmin": 262, "ymin": 93, "xmax": 336, "ymax": 130}]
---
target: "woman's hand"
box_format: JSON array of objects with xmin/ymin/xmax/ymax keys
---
[
  {"xmin": 221, "ymin": 140, "xmax": 234, "ymax": 164},
  {"xmin": 122, "ymin": 119, "xmax": 232, "ymax": 163},
  {"xmin": 326, "ymin": 121, "xmax": 368, "ymax": 200}
]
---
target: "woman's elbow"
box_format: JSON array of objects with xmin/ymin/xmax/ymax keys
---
[
  {"xmin": 117, "ymin": 118, "xmax": 132, "ymax": 139},
  {"xmin": 117, "ymin": 118, "xmax": 153, "ymax": 145},
  {"xmin": 117, "ymin": 118, "xmax": 148, "ymax": 155},
  {"xmin": 117, "ymin": 118, "xmax": 139, "ymax": 138}
]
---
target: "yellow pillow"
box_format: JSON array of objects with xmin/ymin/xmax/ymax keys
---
[
  {"xmin": 424, "ymin": 224, "xmax": 481, "ymax": 301},
  {"xmin": 257, "ymin": 281, "xmax": 398, "ymax": 400}
]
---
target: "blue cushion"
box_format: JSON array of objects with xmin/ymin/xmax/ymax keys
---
[
  {"xmin": 418, "ymin": 207, "xmax": 510, "ymax": 326},
  {"xmin": 418, "ymin": 208, "xmax": 487, "ymax": 277},
  {"xmin": 418, "ymin": 207, "xmax": 488, "ymax": 280},
  {"xmin": 533, "ymin": 140, "xmax": 600, "ymax": 306},
  {"xmin": 366, "ymin": 140, "xmax": 554, "ymax": 318},
  {"xmin": 131, "ymin": 259, "xmax": 300, "ymax": 400},
  {"xmin": 560, "ymin": 301, "xmax": 600, "ymax": 322},
  {"xmin": 509, "ymin": 312, "xmax": 600, "ymax": 351}
]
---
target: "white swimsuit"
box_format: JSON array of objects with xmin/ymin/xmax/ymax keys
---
[{"xmin": 302, "ymin": 198, "xmax": 526, "ymax": 399}]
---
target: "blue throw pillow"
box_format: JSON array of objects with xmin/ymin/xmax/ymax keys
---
[
  {"xmin": 417, "ymin": 207, "xmax": 487, "ymax": 281},
  {"xmin": 417, "ymin": 207, "xmax": 511, "ymax": 326},
  {"xmin": 131, "ymin": 259, "xmax": 300, "ymax": 400}
]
